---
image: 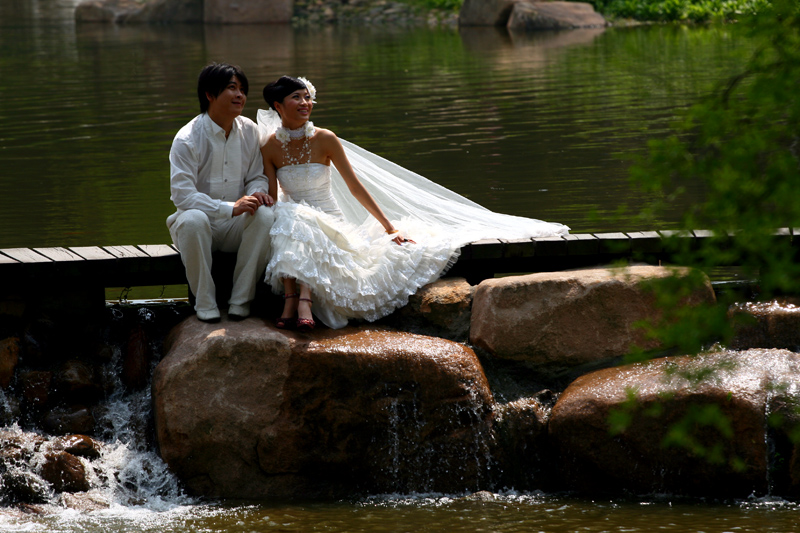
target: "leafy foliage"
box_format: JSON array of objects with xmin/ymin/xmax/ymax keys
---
[
  {"xmin": 588, "ymin": 0, "xmax": 769, "ymax": 22},
  {"xmin": 628, "ymin": 0, "xmax": 800, "ymax": 351}
]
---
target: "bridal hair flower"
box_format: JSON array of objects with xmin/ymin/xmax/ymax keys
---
[{"xmin": 298, "ymin": 77, "xmax": 317, "ymax": 102}]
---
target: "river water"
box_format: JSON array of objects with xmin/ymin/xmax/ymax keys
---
[{"xmin": 3, "ymin": 0, "xmax": 799, "ymax": 531}]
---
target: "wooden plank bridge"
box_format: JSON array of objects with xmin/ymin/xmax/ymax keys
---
[{"xmin": 1, "ymin": 229, "xmax": 793, "ymax": 308}]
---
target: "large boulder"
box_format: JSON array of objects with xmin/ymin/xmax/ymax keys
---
[
  {"xmin": 470, "ymin": 266, "xmax": 716, "ymax": 377},
  {"xmin": 729, "ymin": 298, "xmax": 800, "ymax": 351},
  {"xmin": 204, "ymin": 0, "xmax": 292, "ymax": 23},
  {"xmin": 459, "ymin": 0, "xmax": 518, "ymax": 26},
  {"xmin": 153, "ymin": 318, "xmax": 496, "ymax": 498},
  {"xmin": 75, "ymin": 0, "xmax": 202, "ymax": 23},
  {"xmin": 507, "ymin": 1, "xmax": 606, "ymax": 31},
  {"xmin": 548, "ymin": 349, "xmax": 800, "ymax": 497}
]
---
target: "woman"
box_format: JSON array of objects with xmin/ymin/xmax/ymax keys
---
[{"xmin": 259, "ymin": 76, "xmax": 568, "ymax": 330}]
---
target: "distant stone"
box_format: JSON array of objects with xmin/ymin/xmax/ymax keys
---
[
  {"xmin": 41, "ymin": 451, "xmax": 90, "ymax": 493},
  {"xmin": 204, "ymin": 0, "xmax": 292, "ymax": 23},
  {"xmin": 0, "ymin": 337, "xmax": 19, "ymax": 389},
  {"xmin": 153, "ymin": 319, "xmax": 495, "ymax": 498},
  {"xmin": 459, "ymin": 0, "xmax": 518, "ymax": 26},
  {"xmin": 548, "ymin": 349, "xmax": 800, "ymax": 497},
  {"xmin": 75, "ymin": 0, "xmax": 202, "ymax": 23},
  {"xmin": 507, "ymin": 1, "xmax": 606, "ymax": 31},
  {"xmin": 470, "ymin": 266, "xmax": 716, "ymax": 377}
]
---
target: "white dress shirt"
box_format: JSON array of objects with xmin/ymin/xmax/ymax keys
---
[{"xmin": 168, "ymin": 113, "xmax": 268, "ymax": 226}]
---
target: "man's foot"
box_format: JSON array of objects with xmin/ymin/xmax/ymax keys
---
[
  {"xmin": 228, "ymin": 303, "xmax": 250, "ymax": 321},
  {"xmin": 196, "ymin": 307, "xmax": 221, "ymax": 323}
]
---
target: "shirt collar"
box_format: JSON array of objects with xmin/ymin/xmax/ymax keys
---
[{"xmin": 203, "ymin": 112, "xmax": 239, "ymax": 138}]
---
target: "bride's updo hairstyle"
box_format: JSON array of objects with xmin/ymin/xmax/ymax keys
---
[{"xmin": 262, "ymin": 76, "xmax": 307, "ymax": 112}]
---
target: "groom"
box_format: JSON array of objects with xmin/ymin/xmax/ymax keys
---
[{"xmin": 167, "ymin": 63, "xmax": 275, "ymax": 323}]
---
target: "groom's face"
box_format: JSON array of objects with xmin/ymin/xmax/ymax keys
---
[{"xmin": 207, "ymin": 75, "xmax": 247, "ymax": 120}]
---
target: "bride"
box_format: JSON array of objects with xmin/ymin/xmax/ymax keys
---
[{"xmin": 259, "ymin": 76, "xmax": 568, "ymax": 330}]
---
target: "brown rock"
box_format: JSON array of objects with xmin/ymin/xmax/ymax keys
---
[
  {"xmin": 42, "ymin": 406, "xmax": 95, "ymax": 436},
  {"xmin": 548, "ymin": 349, "xmax": 800, "ymax": 497},
  {"xmin": 153, "ymin": 319, "xmax": 495, "ymax": 498},
  {"xmin": 122, "ymin": 324, "xmax": 151, "ymax": 390},
  {"xmin": 507, "ymin": 1, "xmax": 606, "ymax": 31},
  {"xmin": 0, "ymin": 337, "xmax": 19, "ymax": 389},
  {"xmin": 41, "ymin": 451, "xmax": 90, "ymax": 493},
  {"xmin": 55, "ymin": 360, "xmax": 102, "ymax": 403},
  {"xmin": 392, "ymin": 278, "xmax": 475, "ymax": 341},
  {"xmin": 729, "ymin": 299, "xmax": 800, "ymax": 351},
  {"xmin": 204, "ymin": 0, "xmax": 292, "ymax": 23},
  {"xmin": 21, "ymin": 371, "xmax": 52, "ymax": 408},
  {"xmin": 459, "ymin": 0, "xmax": 518, "ymax": 26},
  {"xmin": 470, "ymin": 266, "xmax": 716, "ymax": 376},
  {"xmin": 75, "ymin": 0, "xmax": 202, "ymax": 23},
  {"xmin": 493, "ymin": 391, "xmax": 556, "ymax": 489},
  {"xmin": 55, "ymin": 435, "xmax": 102, "ymax": 460}
]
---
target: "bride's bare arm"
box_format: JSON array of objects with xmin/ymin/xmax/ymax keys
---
[
  {"xmin": 260, "ymin": 139, "xmax": 280, "ymax": 202},
  {"xmin": 321, "ymin": 130, "xmax": 403, "ymax": 239}
]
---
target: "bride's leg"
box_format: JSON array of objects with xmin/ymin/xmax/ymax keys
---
[
  {"xmin": 277, "ymin": 278, "xmax": 299, "ymax": 328},
  {"xmin": 297, "ymin": 283, "xmax": 314, "ymax": 329}
]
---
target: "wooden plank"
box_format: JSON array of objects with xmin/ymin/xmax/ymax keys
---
[
  {"xmin": 33, "ymin": 247, "xmax": 85, "ymax": 262},
  {"xmin": 626, "ymin": 231, "xmax": 663, "ymax": 254},
  {"xmin": 501, "ymin": 238, "xmax": 536, "ymax": 259},
  {"xmin": 593, "ymin": 232, "xmax": 631, "ymax": 255},
  {"xmin": 103, "ymin": 245, "xmax": 149, "ymax": 259},
  {"xmin": 532, "ymin": 236, "xmax": 567, "ymax": 256},
  {"xmin": 1, "ymin": 248, "xmax": 52, "ymax": 263},
  {"xmin": 468, "ymin": 239, "xmax": 505, "ymax": 260},
  {"xmin": 138, "ymin": 244, "xmax": 180, "ymax": 258},
  {"xmin": 0, "ymin": 251, "xmax": 20, "ymax": 264},
  {"xmin": 564, "ymin": 233, "xmax": 599, "ymax": 255},
  {"xmin": 69, "ymin": 246, "xmax": 115, "ymax": 260}
]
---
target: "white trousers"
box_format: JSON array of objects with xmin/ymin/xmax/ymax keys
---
[{"xmin": 168, "ymin": 207, "xmax": 274, "ymax": 314}]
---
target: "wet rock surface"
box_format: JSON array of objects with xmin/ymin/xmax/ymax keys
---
[
  {"xmin": 548, "ymin": 348, "xmax": 800, "ymax": 497},
  {"xmin": 470, "ymin": 266, "xmax": 716, "ymax": 377},
  {"xmin": 153, "ymin": 318, "xmax": 496, "ymax": 498}
]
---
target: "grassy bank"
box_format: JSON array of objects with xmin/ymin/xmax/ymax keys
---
[{"xmin": 401, "ymin": 0, "xmax": 770, "ymax": 22}]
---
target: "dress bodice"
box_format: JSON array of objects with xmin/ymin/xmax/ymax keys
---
[{"xmin": 276, "ymin": 163, "xmax": 343, "ymax": 218}]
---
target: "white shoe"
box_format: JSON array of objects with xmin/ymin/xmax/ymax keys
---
[
  {"xmin": 228, "ymin": 303, "xmax": 250, "ymax": 321},
  {"xmin": 196, "ymin": 307, "xmax": 221, "ymax": 323}
]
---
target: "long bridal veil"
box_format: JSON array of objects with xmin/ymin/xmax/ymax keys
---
[{"xmin": 257, "ymin": 109, "xmax": 569, "ymax": 246}]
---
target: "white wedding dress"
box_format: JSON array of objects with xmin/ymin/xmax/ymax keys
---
[{"xmin": 258, "ymin": 110, "xmax": 569, "ymax": 329}]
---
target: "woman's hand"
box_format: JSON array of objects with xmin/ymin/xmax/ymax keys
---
[
  {"xmin": 388, "ymin": 229, "xmax": 415, "ymax": 246},
  {"xmin": 253, "ymin": 191, "xmax": 274, "ymax": 207}
]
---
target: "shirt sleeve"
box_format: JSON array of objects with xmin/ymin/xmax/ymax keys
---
[
  {"xmin": 243, "ymin": 123, "xmax": 270, "ymax": 197},
  {"xmin": 169, "ymin": 134, "xmax": 234, "ymax": 220}
]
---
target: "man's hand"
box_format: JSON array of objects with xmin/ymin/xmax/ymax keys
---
[
  {"xmin": 252, "ymin": 191, "xmax": 274, "ymax": 207},
  {"xmin": 232, "ymin": 195, "xmax": 262, "ymax": 216}
]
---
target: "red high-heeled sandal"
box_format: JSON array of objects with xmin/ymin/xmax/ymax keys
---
[
  {"xmin": 276, "ymin": 293, "xmax": 298, "ymax": 329},
  {"xmin": 296, "ymin": 297, "xmax": 315, "ymax": 331}
]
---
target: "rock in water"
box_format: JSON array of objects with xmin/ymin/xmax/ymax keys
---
[
  {"xmin": 548, "ymin": 348, "xmax": 800, "ymax": 497},
  {"xmin": 153, "ymin": 320, "xmax": 496, "ymax": 498}
]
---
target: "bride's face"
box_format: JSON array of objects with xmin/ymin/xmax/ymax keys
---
[{"xmin": 276, "ymin": 88, "xmax": 313, "ymax": 124}]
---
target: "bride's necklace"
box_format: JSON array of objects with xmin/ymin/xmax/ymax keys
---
[{"xmin": 277, "ymin": 121, "xmax": 316, "ymax": 166}]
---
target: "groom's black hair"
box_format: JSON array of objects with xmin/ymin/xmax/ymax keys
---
[
  {"xmin": 262, "ymin": 76, "xmax": 307, "ymax": 111},
  {"xmin": 197, "ymin": 63, "xmax": 249, "ymax": 114}
]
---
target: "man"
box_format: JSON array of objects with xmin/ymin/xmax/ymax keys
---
[{"xmin": 167, "ymin": 63, "xmax": 275, "ymax": 323}]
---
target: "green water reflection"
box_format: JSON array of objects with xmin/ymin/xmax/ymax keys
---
[{"xmin": 0, "ymin": 2, "xmax": 753, "ymax": 250}]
